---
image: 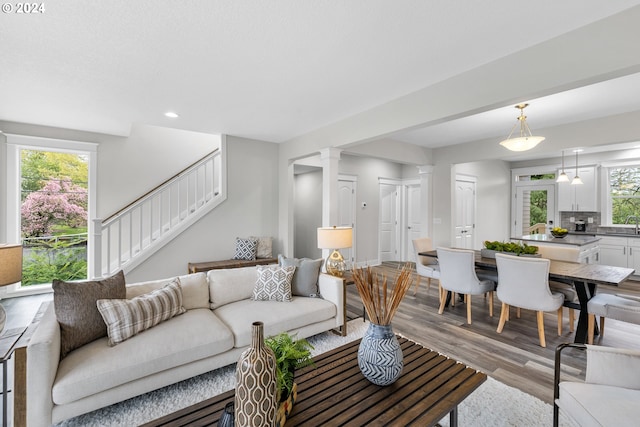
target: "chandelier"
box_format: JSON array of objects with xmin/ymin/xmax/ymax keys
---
[{"xmin": 499, "ymin": 103, "xmax": 545, "ymax": 152}]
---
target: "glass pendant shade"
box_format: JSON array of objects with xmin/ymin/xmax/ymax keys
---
[{"xmin": 499, "ymin": 104, "xmax": 545, "ymax": 152}]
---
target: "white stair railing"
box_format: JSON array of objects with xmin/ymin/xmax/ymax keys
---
[{"xmin": 91, "ymin": 145, "xmax": 226, "ymax": 278}]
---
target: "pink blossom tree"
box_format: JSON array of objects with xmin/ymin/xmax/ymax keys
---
[{"xmin": 21, "ymin": 178, "xmax": 88, "ymax": 237}]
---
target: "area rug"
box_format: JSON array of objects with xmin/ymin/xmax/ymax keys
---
[{"xmin": 55, "ymin": 319, "xmax": 571, "ymax": 426}]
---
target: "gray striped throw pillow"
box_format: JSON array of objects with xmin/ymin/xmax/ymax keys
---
[{"xmin": 97, "ymin": 278, "xmax": 186, "ymax": 346}]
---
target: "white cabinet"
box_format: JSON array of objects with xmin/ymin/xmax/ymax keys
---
[
  {"xmin": 557, "ymin": 166, "xmax": 597, "ymax": 211},
  {"xmin": 598, "ymin": 236, "xmax": 640, "ymax": 272}
]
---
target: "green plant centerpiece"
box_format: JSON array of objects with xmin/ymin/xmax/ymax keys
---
[
  {"xmin": 483, "ymin": 240, "xmax": 539, "ymax": 256},
  {"xmin": 264, "ymin": 332, "xmax": 315, "ymax": 402}
]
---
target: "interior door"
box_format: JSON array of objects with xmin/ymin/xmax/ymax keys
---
[
  {"xmin": 454, "ymin": 178, "xmax": 476, "ymax": 249},
  {"xmin": 515, "ymin": 184, "xmax": 555, "ymax": 237},
  {"xmin": 405, "ymin": 183, "xmax": 421, "ymax": 261},
  {"xmin": 379, "ymin": 183, "xmax": 399, "ymax": 261},
  {"xmin": 338, "ymin": 179, "xmax": 356, "ymax": 269}
]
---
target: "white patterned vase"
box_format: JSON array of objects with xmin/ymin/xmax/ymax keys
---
[
  {"xmin": 235, "ymin": 321, "xmax": 278, "ymax": 427},
  {"xmin": 357, "ymin": 323, "xmax": 403, "ymax": 386}
]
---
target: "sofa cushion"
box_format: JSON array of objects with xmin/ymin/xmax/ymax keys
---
[
  {"xmin": 252, "ymin": 265, "xmax": 295, "ymax": 302},
  {"xmin": 97, "ymin": 279, "xmax": 186, "ymax": 345},
  {"xmin": 278, "ymin": 255, "xmax": 323, "ymax": 297},
  {"xmin": 208, "ymin": 266, "xmax": 258, "ymax": 309},
  {"xmin": 52, "ymin": 309, "xmax": 234, "ymax": 405},
  {"xmin": 126, "ymin": 272, "xmax": 209, "ymax": 310},
  {"xmin": 233, "ymin": 237, "xmax": 258, "ymax": 260},
  {"xmin": 250, "ymin": 236, "xmax": 273, "ymax": 259},
  {"xmin": 558, "ymin": 382, "xmax": 640, "ymax": 426},
  {"xmin": 52, "ymin": 270, "xmax": 126, "ymax": 358},
  {"xmin": 214, "ymin": 297, "xmax": 337, "ymax": 347}
]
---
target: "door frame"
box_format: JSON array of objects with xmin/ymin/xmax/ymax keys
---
[
  {"xmin": 510, "ymin": 166, "xmax": 559, "ymax": 237},
  {"xmin": 338, "ymin": 174, "xmax": 357, "ymax": 268}
]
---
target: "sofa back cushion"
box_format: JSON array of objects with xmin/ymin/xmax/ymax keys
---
[
  {"xmin": 208, "ymin": 266, "xmax": 258, "ymax": 309},
  {"xmin": 126, "ymin": 272, "xmax": 209, "ymax": 310}
]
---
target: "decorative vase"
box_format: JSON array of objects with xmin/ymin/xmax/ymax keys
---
[
  {"xmin": 357, "ymin": 323, "xmax": 403, "ymax": 386},
  {"xmin": 218, "ymin": 401, "xmax": 235, "ymax": 427},
  {"xmin": 235, "ymin": 321, "xmax": 278, "ymax": 427}
]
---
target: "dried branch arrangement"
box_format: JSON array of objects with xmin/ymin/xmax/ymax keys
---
[{"xmin": 352, "ymin": 263, "xmax": 414, "ymax": 325}]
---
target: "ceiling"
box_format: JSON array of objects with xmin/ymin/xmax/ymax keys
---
[{"xmin": 2, "ymin": 0, "xmax": 640, "ymax": 155}]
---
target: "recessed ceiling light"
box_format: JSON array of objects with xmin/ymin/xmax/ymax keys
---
[{"xmin": 165, "ymin": 112, "xmax": 179, "ymax": 118}]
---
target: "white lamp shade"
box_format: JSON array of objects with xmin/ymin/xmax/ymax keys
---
[
  {"xmin": 0, "ymin": 244, "xmax": 22, "ymax": 287},
  {"xmin": 317, "ymin": 227, "xmax": 353, "ymax": 249},
  {"xmin": 499, "ymin": 136, "xmax": 545, "ymax": 152}
]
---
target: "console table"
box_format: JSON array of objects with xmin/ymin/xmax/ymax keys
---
[
  {"xmin": 187, "ymin": 258, "xmax": 277, "ymax": 274},
  {"xmin": 143, "ymin": 336, "xmax": 486, "ymax": 427}
]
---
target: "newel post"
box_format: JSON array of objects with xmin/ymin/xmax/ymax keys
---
[{"xmin": 91, "ymin": 218, "xmax": 103, "ymax": 279}]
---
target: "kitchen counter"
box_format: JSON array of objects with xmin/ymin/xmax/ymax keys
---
[{"xmin": 514, "ymin": 234, "xmax": 601, "ymax": 246}]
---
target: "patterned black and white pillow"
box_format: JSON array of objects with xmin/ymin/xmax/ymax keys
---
[
  {"xmin": 233, "ymin": 237, "xmax": 258, "ymax": 260},
  {"xmin": 252, "ymin": 265, "xmax": 295, "ymax": 302}
]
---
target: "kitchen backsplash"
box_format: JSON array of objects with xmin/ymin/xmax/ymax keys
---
[{"xmin": 558, "ymin": 211, "xmax": 601, "ymax": 233}]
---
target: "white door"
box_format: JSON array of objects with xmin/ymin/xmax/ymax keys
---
[
  {"xmin": 379, "ymin": 183, "xmax": 399, "ymax": 261},
  {"xmin": 338, "ymin": 179, "xmax": 356, "ymax": 269},
  {"xmin": 454, "ymin": 178, "xmax": 475, "ymax": 249},
  {"xmin": 515, "ymin": 184, "xmax": 555, "ymax": 236},
  {"xmin": 405, "ymin": 183, "xmax": 422, "ymax": 261}
]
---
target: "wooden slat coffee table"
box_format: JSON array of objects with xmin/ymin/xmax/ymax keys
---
[{"xmin": 143, "ymin": 337, "xmax": 486, "ymax": 427}]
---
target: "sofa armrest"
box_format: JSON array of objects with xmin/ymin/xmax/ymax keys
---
[
  {"xmin": 585, "ymin": 344, "xmax": 640, "ymax": 390},
  {"xmin": 318, "ymin": 273, "xmax": 345, "ymax": 329},
  {"xmin": 25, "ymin": 303, "xmax": 60, "ymax": 427}
]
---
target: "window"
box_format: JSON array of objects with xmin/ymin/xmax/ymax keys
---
[
  {"xmin": 4, "ymin": 134, "xmax": 97, "ymax": 292},
  {"xmin": 609, "ymin": 166, "xmax": 640, "ymax": 224}
]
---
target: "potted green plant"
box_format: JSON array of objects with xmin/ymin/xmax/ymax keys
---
[{"xmin": 482, "ymin": 240, "xmax": 539, "ymax": 258}]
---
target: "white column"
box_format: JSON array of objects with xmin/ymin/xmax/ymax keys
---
[{"xmin": 418, "ymin": 165, "xmax": 434, "ymax": 239}]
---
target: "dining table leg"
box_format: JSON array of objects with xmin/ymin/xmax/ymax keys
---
[{"xmin": 573, "ymin": 280, "xmax": 598, "ymax": 343}]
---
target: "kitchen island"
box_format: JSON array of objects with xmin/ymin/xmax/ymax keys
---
[{"xmin": 513, "ymin": 234, "xmax": 600, "ymax": 264}]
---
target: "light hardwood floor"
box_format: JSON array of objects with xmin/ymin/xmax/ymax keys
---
[
  {"xmin": 2, "ymin": 263, "xmax": 639, "ymax": 406},
  {"xmin": 346, "ymin": 262, "xmax": 640, "ymax": 404}
]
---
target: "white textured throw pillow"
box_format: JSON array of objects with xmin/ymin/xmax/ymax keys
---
[
  {"xmin": 252, "ymin": 265, "xmax": 295, "ymax": 302},
  {"xmin": 250, "ymin": 236, "xmax": 273, "ymax": 259},
  {"xmin": 97, "ymin": 279, "xmax": 186, "ymax": 346}
]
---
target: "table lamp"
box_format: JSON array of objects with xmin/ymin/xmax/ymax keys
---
[
  {"xmin": 0, "ymin": 244, "xmax": 22, "ymax": 334},
  {"xmin": 317, "ymin": 226, "xmax": 352, "ymax": 277}
]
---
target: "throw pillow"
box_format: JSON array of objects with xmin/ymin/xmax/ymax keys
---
[
  {"xmin": 97, "ymin": 279, "xmax": 186, "ymax": 346},
  {"xmin": 250, "ymin": 236, "xmax": 273, "ymax": 259},
  {"xmin": 233, "ymin": 237, "xmax": 258, "ymax": 261},
  {"xmin": 278, "ymin": 255, "xmax": 323, "ymax": 297},
  {"xmin": 126, "ymin": 272, "xmax": 209, "ymax": 310},
  {"xmin": 53, "ymin": 270, "xmax": 126, "ymax": 358},
  {"xmin": 252, "ymin": 265, "xmax": 295, "ymax": 302}
]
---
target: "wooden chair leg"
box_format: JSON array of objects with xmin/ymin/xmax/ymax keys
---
[
  {"xmin": 600, "ymin": 316, "xmax": 605, "ymax": 338},
  {"xmin": 467, "ymin": 294, "xmax": 472, "ymax": 324},
  {"xmin": 557, "ymin": 307, "xmax": 563, "ymax": 336},
  {"xmin": 516, "ymin": 307, "xmax": 521, "ymax": 319},
  {"xmin": 438, "ymin": 289, "xmax": 447, "ymax": 314},
  {"xmin": 413, "ymin": 275, "xmax": 421, "ymax": 296},
  {"xmin": 537, "ymin": 311, "xmax": 546, "ymax": 347},
  {"xmin": 488, "ymin": 291, "xmax": 494, "ymax": 317},
  {"xmin": 427, "ymin": 277, "xmax": 432, "ymax": 292},
  {"xmin": 497, "ymin": 303, "xmax": 509, "ymax": 333},
  {"xmin": 569, "ymin": 308, "xmax": 575, "ymax": 332},
  {"xmin": 588, "ymin": 313, "xmax": 595, "ymax": 344}
]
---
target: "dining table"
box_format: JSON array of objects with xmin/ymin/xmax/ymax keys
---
[{"xmin": 418, "ymin": 249, "xmax": 635, "ymax": 343}]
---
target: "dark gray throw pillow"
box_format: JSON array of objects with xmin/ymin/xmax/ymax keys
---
[
  {"xmin": 278, "ymin": 255, "xmax": 323, "ymax": 297},
  {"xmin": 53, "ymin": 270, "xmax": 126, "ymax": 358}
]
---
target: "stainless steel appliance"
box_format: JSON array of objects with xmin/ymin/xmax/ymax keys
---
[{"xmin": 575, "ymin": 220, "xmax": 586, "ymax": 232}]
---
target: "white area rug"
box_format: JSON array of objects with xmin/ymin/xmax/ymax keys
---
[{"xmin": 56, "ymin": 319, "xmax": 571, "ymax": 426}]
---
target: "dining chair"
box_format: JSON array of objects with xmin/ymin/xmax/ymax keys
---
[
  {"xmin": 587, "ymin": 293, "xmax": 640, "ymax": 344},
  {"xmin": 411, "ymin": 238, "xmax": 440, "ymax": 296},
  {"xmin": 537, "ymin": 245, "xmax": 580, "ymax": 332},
  {"xmin": 495, "ymin": 253, "xmax": 564, "ymax": 347},
  {"xmin": 436, "ymin": 247, "xmax": 496, "ymax": 324}
]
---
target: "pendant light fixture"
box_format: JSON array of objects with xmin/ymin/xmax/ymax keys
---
[
  {"xmin": 571, "ymin": 150, "xmax": 583, "ymax": 185},
  {"xmin": 556, "ymin": 151, "xmax": 569, "ymax": 182},
  {"xmin": 499, "ymin": 103, "xmax": 545, "ymax": 151}
]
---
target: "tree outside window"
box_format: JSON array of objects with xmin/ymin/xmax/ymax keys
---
[
  {"xmin": 610, "ymin": 167, "xmax": 640, "ymax": 224},
  {"xmin": 20, "ymin": 150, "xmax": 89, "ymax": 285}
]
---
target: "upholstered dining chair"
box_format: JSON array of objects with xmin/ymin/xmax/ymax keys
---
[
  {"xmin": 537, "ymin": 245, "xmax": 581, "ymax": 332},
  {"xmin": 411, "ymin": 238, "xmax": 440, "ymax": 296},
  {"xmin": 436, "ymin": 247, "xmax": 496, "ymax": 324},
  {"xmin": 587, "ymin": 293, "xmax": 640, "ymax": 344},
  {"xmin": 495, "ymin": 253, "xmax": 564, "ymax": 347}
]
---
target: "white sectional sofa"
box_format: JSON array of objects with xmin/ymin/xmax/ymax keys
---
[{"xmin": 26, "ymin": 266, "xmax": 344, "ymax": 426}]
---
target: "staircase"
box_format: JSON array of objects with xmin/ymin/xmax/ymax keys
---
[{"xmin": 91, "ymin": 143, "xmax": 226, "ymax": 278}]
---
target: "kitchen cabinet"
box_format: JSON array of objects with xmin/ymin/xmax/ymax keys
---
[
  {"xmin": 557, "ymin": 166, "xmax": 597, "ymax": 212},
  {"xmin": 598, "ymin": 235, "xmax": 640, "ymax": 273}
]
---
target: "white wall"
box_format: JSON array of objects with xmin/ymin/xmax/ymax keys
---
[{"xmin": 294, "ymin": 169, "xmax": 322, "ymax": 259}]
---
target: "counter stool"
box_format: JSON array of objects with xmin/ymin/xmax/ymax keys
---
[{"xmin": 588, "ymin": 293, "xmax": 640, "ymax": 344}]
